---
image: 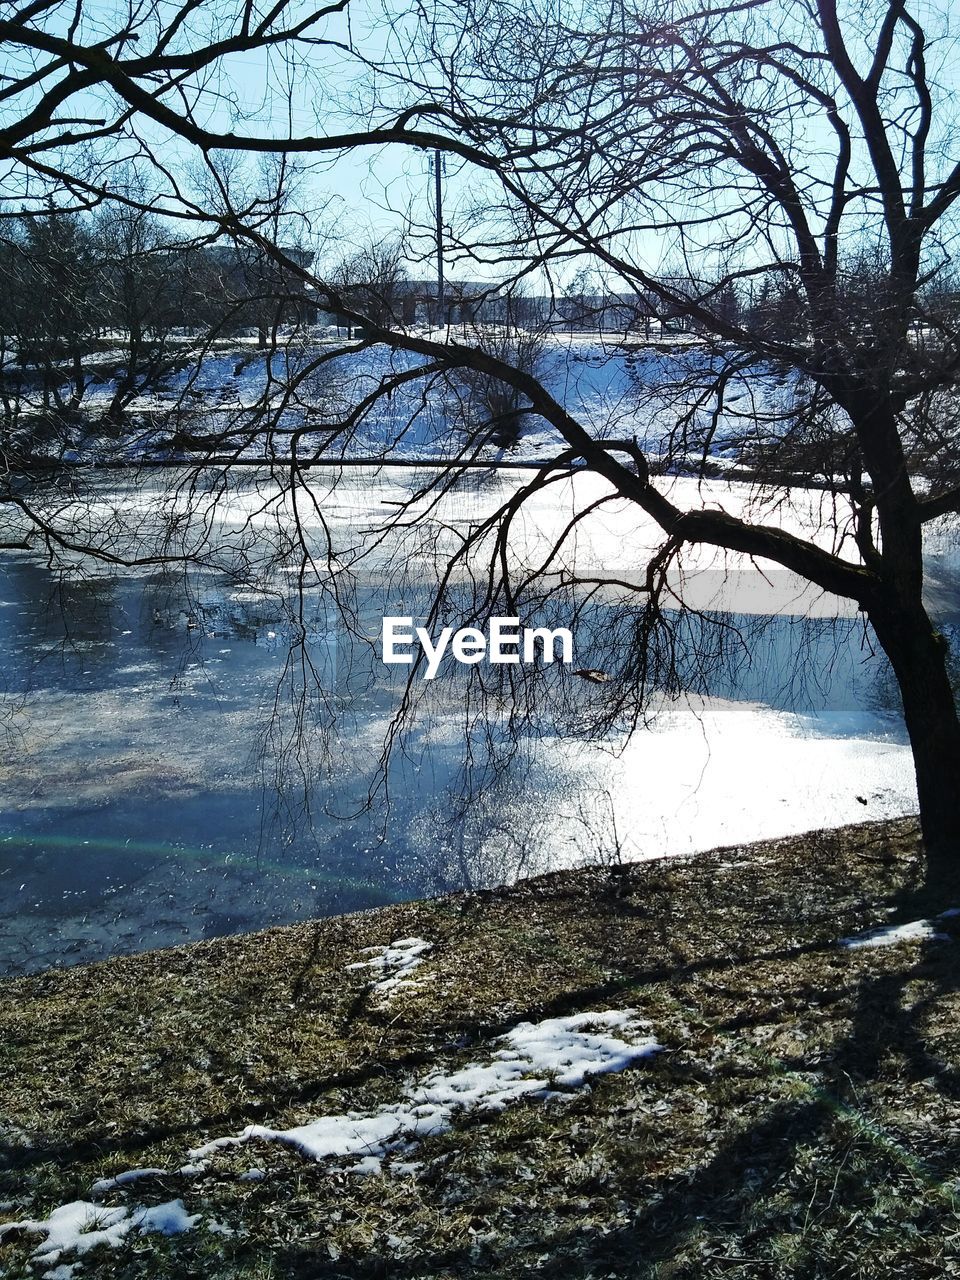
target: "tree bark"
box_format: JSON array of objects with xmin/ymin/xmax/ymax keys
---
[{"xmin": 871, "ymin": 603, "xmax": 960, "ymax": 888}]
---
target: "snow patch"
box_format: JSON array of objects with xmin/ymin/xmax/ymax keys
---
[
  {"xmin": 9, "ymin": 1198, "xmax": 198, "ymax": 1267},
  {"xmin": 133, "ymin": 1200, "xmax": 199, "ymax": 1236},
  {"xmin": 347, "ymin": 936, "xmax": 433, "ymax": 999},
  {"xmin": 205, "ymin": 1218, "xmax": 234, "ymax": 1237},
  {"xmin": 42, "ymin": 1265, "xmax": 79, "ymax": 1280},
  {"xmin": 188, "ymin": 1010, "xmax": 659, "ymax": 1172},
  {"xmin": 90, "ymin": 1168, "xmax": 165, "ymax": 1194},
  {"xmin": 840, "ymin": 919, "xmax": 950, "ymax": 949}
]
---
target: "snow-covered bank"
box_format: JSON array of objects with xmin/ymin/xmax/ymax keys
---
[{"xmin": 5, "ymin": 335, "xmax": 765, "ymax": 471}]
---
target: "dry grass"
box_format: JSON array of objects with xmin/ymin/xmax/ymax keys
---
[{"xmin": 2, "ymin": 817, "xmax": 960, "ymax": 1278}]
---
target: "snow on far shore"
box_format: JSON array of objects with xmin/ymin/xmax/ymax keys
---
[{"xmin": 4, "ymin": 464, "xmax": 874, "ymax": 609}]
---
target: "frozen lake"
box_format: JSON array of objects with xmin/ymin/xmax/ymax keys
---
[{"xmin": 0, "ymin": 465, "xmax": 938, "ymax": 975}]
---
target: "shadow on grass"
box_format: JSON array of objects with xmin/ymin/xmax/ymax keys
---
[
  {"xmin": 0, "ymin": 928, "xmax": 856, "ymax": 1183},
  {"xmin": 3, "ymin": 820, "xmax": 957, "ymax": 1278},
  {"xmin": 247, "ymin": 935, "xmax": 960, "ymax": 1279}
]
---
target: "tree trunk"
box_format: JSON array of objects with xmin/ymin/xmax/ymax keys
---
[
  {"xmin": 871, "ymin": 603, "xmax": 960, "ymax": 889},
  {"xmin": 68, "ymin": 350, "xmax": 85, "ymax": 411}
]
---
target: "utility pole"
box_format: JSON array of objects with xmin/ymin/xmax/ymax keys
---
[{"xmin": 432, "ymin": 148, "xmax": 444, "ymax": 325}]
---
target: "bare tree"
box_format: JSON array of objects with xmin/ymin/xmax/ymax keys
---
[
  {"xmin": 94, "ymin": 204, "xmax": 199, "ymax": 421},
  {"xmin": 344, "ymin": 0, "xmax": 960, "ymax": 886},
  {"xmin": 3, "ymin": 0, "xmax": 960, "ymax": 887},
  {"xmin": 5, "ymin": 209, "xmax": 101, "ymax": 426},
  {"xmin": 333, "ymin": 234, "xmax": 410, "ymax": 333}
]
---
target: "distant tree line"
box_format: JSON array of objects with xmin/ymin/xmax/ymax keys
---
[{"xmin": 0, "ymin": 206, "xmax": 315, "ymax": 437}]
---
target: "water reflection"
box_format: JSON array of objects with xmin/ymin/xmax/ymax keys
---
[{"xmin": 0, "ymin": 525, "xmax": 926, "ymax": 977}]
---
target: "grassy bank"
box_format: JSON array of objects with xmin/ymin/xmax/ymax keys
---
[{"xmin": 1, "ymin": 817, "xmax": 959, "ymax": 1279}]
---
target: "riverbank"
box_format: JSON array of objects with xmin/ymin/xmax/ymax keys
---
[{"xmin": 2, "ymin": 816, "xmax": 959, "ymax": 1278}]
